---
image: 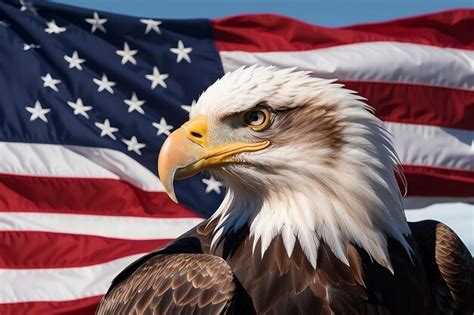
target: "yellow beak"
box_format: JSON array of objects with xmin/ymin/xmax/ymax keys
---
[{"xmin": 158, "ymin": 115, "xmax": 270, "ymax": 202}]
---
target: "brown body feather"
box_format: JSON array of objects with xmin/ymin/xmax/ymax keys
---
[{"xmin": 97, "ymin": 219, "xmax": 473, "ymax": 315}]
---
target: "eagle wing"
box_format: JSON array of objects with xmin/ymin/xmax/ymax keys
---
[
  {"xmin": 96, "ymin": 253, "xmax": 236, "ymax": 315},
  {"xmin": 410, "ymin": 220, "xmax": 474, "ymax": 314}
]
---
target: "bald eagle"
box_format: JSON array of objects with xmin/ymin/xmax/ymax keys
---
[{"xmin": 97, "ymin": 67, "xmax": 473, "ymax": 314}]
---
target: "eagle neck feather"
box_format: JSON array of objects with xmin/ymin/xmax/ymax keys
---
[{"xmin": 209, "ymin": 126, "xmax": 412, "ymax": 272}]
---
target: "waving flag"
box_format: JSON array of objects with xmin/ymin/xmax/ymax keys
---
[{"xmin": 0, "ymin": 0, "xmax": 472, "ymax": 313}]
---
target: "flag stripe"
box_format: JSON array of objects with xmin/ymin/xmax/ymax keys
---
[
  {"xmin": 403, "ymin": 165, "xmax": 474, "ymax": 197},
  {"xmin": 385, "ymin": 122, "xmax": 473, "ymax": 171},
  {"xmin": 213, "ymin": 10, "xmax": 474, "ymax": 52},
  {"xmin": 0, "ymin": 231, "xmax": 168, "ymax": 269},
  {"xmin": 0, "ymin": 212, "xmax": 203, "ymax": 240},
  {"xmin": 403, "ymin": 196, "xmax": 474, "ymax": 209},
  {"xmin": 0, "ymin": 296, "xmax": 103, "ymax": 315},
  {"xmin": 0, "ymin": 142, "xmax": 165, "ymax": 192},
  {"xmin": 220, "ymin": 42, "xmax": 474, "ymax": 91},
  {"xmin": 345, "ymin": 81, "xmax": 474, "ymax": 130},
  {"xmin": 0, "ymin": 254, "xmax": 143, "ymax": 303},
  {"xmin": 0, "ymin": 173, "xmax": 198, "ymax": 218}
]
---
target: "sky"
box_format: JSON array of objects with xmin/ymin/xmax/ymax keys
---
[
  {"xmin": 48, "ymin": 0, "xmax": 473, "ymax": 251},
  {"xmin": 50, "ymin": 0, "xmax": 472, "ymax": 26}
]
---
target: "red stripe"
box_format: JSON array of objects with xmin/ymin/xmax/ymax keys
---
[
  {"xmin": 0, "ymin": 296, "xmax": 101, "ymax": 315},
  {"xmin": 212, "ymin": 9, "xmax": 474, "ymax": 52},
  {"xmin": 0, "ymin": 173, "xmax": 199, "ymax": 218},
  {"xmin": 403, "ymin": 165, "xmax": 474, "ymax": 197},
  {"xmin": 0, "ymin": 231, "xmax": 168, "ymax": 268},
  {"xmin": 0, "ymin": 166, "xmax": 470, "ymax": 221},
  {"xmin": 341, "ymin": 81, "xmax": 474, "ymax": 130}
]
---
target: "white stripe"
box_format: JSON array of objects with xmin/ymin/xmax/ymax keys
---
[
  {"xmin": 0, "ymin": 124, "xmax": 471, "ymax": 186},
  {"xmin": 403, "ymin": 196, "xmax": 474, "ymax": 210},
  {"xmin": 0, "ymin": 254, "xmax": 144, "ymax": 303},
  {"xmin": 0, "ymin": 212, "xmax": 203, "ymax": 240},
  {"xmin": 0, "ymin": 142, "xmax": 165, "ymax": 192},
  {"xmin": 220, "ymin": 41, "xmax": 474, "ymax": 90},
  {"xmin": 385, "ymin": 122, "xmax": 473, "ymax": 171}
]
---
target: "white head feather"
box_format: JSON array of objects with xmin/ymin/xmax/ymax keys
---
[{"xmin": 191, "ymin": 66, "xmax": 411, "ymax": 271}]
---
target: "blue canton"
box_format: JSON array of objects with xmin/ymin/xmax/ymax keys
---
[{"xmin": 0, "ymin": 0, "xmax": 226, "ymax": 216}]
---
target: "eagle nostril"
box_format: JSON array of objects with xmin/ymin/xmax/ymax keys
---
[{"xmin": 190, "ymin": 131, "xmax": 203, "ymax": 139}]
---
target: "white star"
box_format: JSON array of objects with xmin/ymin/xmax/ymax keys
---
[
  {"xmin": 19, "ymin": 0, "xmax": 38, "ymax": 14},
  {"xmin": 152, "ymin": 117, "xmax": 173, "ymax": 136},
  {"xmin": 122, "ymin": 136, "xmax": 146, "ymax": 155},
  {"xmin": 85, "ymin": 12, "xmax": 107, "ymax": 33},
  {"xmin": 140, "ymin": 19, "xmax": 161, "ymax": 34},
  {"xmin": 19, "ymin": 0, "xmax": 27, "ymax": 11},
  {"xmin": 67, "ymin": 98, "xmax": 92, "ymax": 119},
  {"xmin": 23, "ymin": 43, "xmax": 40, "ymax": 51},
  {"xmin": 202, "ymin": 176, "xmax": 223, "ymax": 194},
  {"xmin": 146, "ymin": 66, "xmax": 169, "ymax": 89},
  {"xmin": 93, "ymin": 74, "xmax": 116, "ymax": 94},
  {"xmin": 41, "ymin": 73, "xmax": 61, "ymax": 92},
  {"xmin": 25, "ymin": 101, "xmax": 50, "ymax": 123},
  {"xmin": 170, "ymin": 40, "xmax": 193, "ymax": 63},
  {"xmin": 95, "ymin": 119, "xmax": 118, "ymax": 140},
  {"xmin": 116, "ymin": 42, "xmax": 137, "ymax": 65},
  {"xmin": 64, "ymin": 51, "xmax": 85, "ymax": 70},
  {"xmin": 181, "ymin": 99, "xmax": 196, "ymax": 114},
  {"xmin": 44, "ymin": 20, "xmax": 66, "ymax": 34},
  {"xmin": 124, "ymin": 92, "xmax": 145, "ymax": 114}
]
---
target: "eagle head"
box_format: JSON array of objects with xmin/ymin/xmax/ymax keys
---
[{"xmin": 158, "ymin": 66, "xmax": 411, "ymax": 270}]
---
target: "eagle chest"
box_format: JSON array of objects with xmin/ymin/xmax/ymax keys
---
[{"xmin": 223, "ymin": 235, "xmax": 368, "ymax": 315}]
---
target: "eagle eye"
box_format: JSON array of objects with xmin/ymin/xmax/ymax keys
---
[{"xmin": 243, "ymin": 108, "xmax": 271, "ymax": 131}]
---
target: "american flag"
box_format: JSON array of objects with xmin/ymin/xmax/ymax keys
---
[{"xmin": 0, "ymin": 0, "xmax": 472, "ymax": 313}]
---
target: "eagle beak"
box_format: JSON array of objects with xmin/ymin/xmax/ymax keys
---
[{"xmin": 158, "ymin": 115, "xmax": 270, "ymax": 203}]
